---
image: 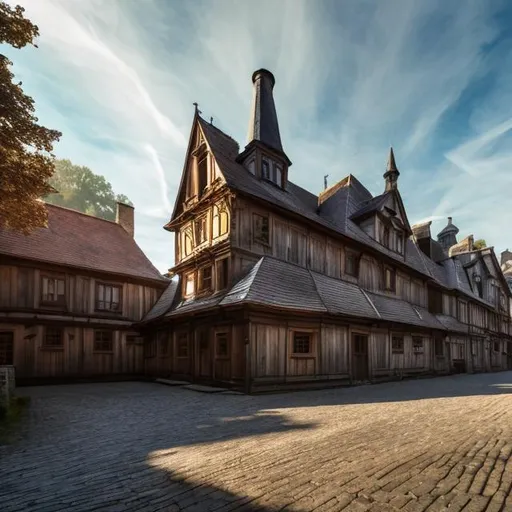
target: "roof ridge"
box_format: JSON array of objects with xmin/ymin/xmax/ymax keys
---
[{"xmin": 44, "ymin": 202, "xmax": 122, "ymax": 227}]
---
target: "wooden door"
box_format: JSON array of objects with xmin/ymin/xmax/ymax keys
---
[
  {"xmin": 352, "ymin": 333, "xmax": 369, "ymax": 381},
  {"xmin": 198, "ymin": 329, "xmax": 212, "ymax": 378},
  {"xmin": 0, "ymin": 331, "xmax": 14, "ymax": 365}
]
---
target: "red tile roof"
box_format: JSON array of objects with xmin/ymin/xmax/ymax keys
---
[{"xmin": 0, "ymin": 203, "xmax": 165, "ymax": 283}]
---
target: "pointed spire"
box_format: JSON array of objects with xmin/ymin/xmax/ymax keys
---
[
  {"xmin": 383, "ymin": 147, "xmax": 400, "ymax": 192},
  {"xmin": 247, "ymin": 69, "xmax": 286, "ymax": 155}
]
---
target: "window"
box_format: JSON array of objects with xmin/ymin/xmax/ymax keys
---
[
  {"xmin": 0, "ymin": 332, "xmax": 13, "ymax": 365},
  {"xmin": 94, "ymin": 330, "xmax": 113, "ymax": 352},
  {"xmin": 212, "ymin": 203, "xmax": 229, "ymax": 238},
  {"xmin": 253, "ymin": 214, "xmax": 270, "ymax": 245},
  {"xmin": 195, "ymin": 215, "xmax": 208, "ymax": 245},
  {"xmin": 198, "ymin": 266, "xmax": 212, "ymax": 292},
  {"xmin": 176, "ymin": 333, "xmax": 189, "ymax": 358},
  {"xmin": 262, "ymin": 159, "xmax": 270, "ymax": 180},
  {"xmin": 383, "ymin": 226, "xmax": 390, "ymax": 248},
  {"xmin": 396, "ymin": 232, "xmax": 404, "ymax": 254},
  {"xmin": 493, "ymin": 341, "xmax": 500, "ymax": 352},
  {"xmin": 345, "ymin": 251, "xmax": 360, "ymax": 277},
  {"xmin": 428, "ymin": 288, "xmax": 443, "ymax": 315},
  {"xmin": 292, "ymin": 332, "xmax": 312, "ymax": 355},
  {"xmin": 434, "ymin": 338, "xmax": 444, "ymax": 356},
  {"xmin": 392, "ymin": 335, "xmax": 404, "ymax": 354},
  {"xmin": 184, "ymin": 272, "xmax": 195, "ymax": 297},
  {"xmin": 41, "ymin": 276, "xmax": 65, "ymax": 304},
  {"xmin": 182, "ymin": 225, "xmax": 194, "ymax": 256},
  {"xmin": 43, "ymin": 328, "xmax": 63, "ymax": 348},
  {"xmin": 458, "ymin": 301, "xmax": 468, "ymax": 323},
  {"xmin": 216, "ymin": 258, "xmax": 229, "ymax": 290},
  {"xmin": 96, "ymin": 283, "xmax": 121, "ymax": 312},
  {"xmin": 412, "ymin": 336, "xmax": 423, "ymax": 353},
  {"xmin": 197, "ymin": 156, "xmax": 208, "ymax": 196},
  {"xmin": 215, "ymin": 332, "xmax": 229, "ymax": 358},
  {"xmin": 273, "ymin": 163, "xmax": 282, "ymax": 187},
  {"xmin": 385, "ymin": 267, "xmax": 396, "ymax": 292}
]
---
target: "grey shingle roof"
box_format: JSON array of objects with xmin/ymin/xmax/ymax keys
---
[
  {"xmin": 435, "ymin": 315, "xmax": 468, "ymax": 334},
  {"xmin": 142, "ymin": 277, "xmax": 178, "ymax": 322}
]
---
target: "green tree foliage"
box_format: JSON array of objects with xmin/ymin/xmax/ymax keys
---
[
  {"xmin": 46, "ymin": 159, "xmax": 132, "ymax": 221},
  {"xmin": 0, "ymin": 3, "xmax": 61, "ymax": 233},
  {"xmin": 474, "ymin": 239, "xmax": 487, "ymax": 250}
]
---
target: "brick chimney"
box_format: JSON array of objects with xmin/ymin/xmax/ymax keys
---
[{"xmin": 116, "ymin": 202, "xmax": 134, "ymax": 237}]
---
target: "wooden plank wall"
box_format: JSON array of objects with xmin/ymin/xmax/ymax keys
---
[
  {"xmin": 0, "ymin": 264, "xmax": 161, "ymax": 321},
  {"xmin": 3, "ymin": 324, "xmax": 143, "ymax": 379}
]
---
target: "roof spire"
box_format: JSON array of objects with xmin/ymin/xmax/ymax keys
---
[
  {"xmin": 247, "ymin": 69, "xmax": 288, "ymax": 161},
  {"xmin": 383, "ymin": 147, "xmax": 400, "ymax": 192}
]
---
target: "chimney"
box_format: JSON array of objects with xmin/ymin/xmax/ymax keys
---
[
  {"xmin": 116, "ymin": 202, "xmax": 134, "ymax": 237},
  {"xmin": 411, "ymin": 221, "xmax": 432, "ymax": 258},
  {"xmin": 437, "ymin": 216, "xmax": 459, "ymax": 251},
  {"xmin": 501, "ymin": 249, "xmax": 512, "ymax": 266}
]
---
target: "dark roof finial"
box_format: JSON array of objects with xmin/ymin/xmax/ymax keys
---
[
  {"xmin": 383, "ymin": 147, "xmax": 400, "ymax": 192},
  {"xmin": 193, "ymin": 102, "xmax": 202, "ymax": 115},
  {"xmin": 324, "ymin": 174, "xmax": 329, "ymax": 190},
  {"xmin": 387, "ymin": 147, "xmax": 398, "ymax": 172}
]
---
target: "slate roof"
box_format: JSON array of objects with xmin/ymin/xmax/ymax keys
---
[
  {"xmin": 195, "ymin": 116, "xmax": 503, "ymax": 307},
  {"xmin": 142, "ymin": 277, "xmax": 178, "ymax": 322},
  {"xmin": 350, "ymin": 193, "xmax": 389, "ymax": 221},
  {"xmin": 0, "ymin": 204, "xmax": 166, "ymax": 282},
  {"xmin": 435, "ymin": 315, "xmax": 468, "ymax": 334},
  {"xmin": 144, "ymin": 257, "xmax": 472, "ymax": 334}
]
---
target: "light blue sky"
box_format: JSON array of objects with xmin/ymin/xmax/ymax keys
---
[{"xmin": 6, "ymin": 0, "xmax": 512, "ymax": 272}]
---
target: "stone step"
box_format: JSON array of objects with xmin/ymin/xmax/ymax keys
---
[{"xmin": 155, "ymin": 378, "xmax": 190, "ymax": 386}]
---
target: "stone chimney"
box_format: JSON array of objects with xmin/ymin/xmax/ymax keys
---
[{"xmin": 116, "ymin": 202, "xmax": 134, "ymax": 237}]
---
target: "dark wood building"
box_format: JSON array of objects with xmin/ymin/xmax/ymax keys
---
[
  {"xmin": 0, "ymin": 202, "xmax": 167, "ymax": 383},
  {"xmin": 139, "ymin": 68, "xmax": 512, "ymax": 392}
]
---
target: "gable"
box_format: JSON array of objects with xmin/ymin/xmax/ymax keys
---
[{"xmin": 168, "ymin": 115, "xmax": 228, "ymax": 226}]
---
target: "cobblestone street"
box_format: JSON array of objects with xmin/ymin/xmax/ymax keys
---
[{"xmin": 1, "ymin": 373, "xmax": 512, "ymax": 512}]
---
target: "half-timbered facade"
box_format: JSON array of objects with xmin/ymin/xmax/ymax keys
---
[
  {"xmin": 0, "ymin": 202, "xmax": 167, "ymax": 383},
  {"xmin": 139, "ymin": 68, "xmax": 512, "ymax": 392}
]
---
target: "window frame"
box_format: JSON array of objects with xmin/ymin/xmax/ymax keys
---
[
  {"xmin": 252, "ymin": 213, "xmax": 270, "ymax": 245},
  {"xmin": 345, "ymin": 250, "xmax": 360, "ymax": 278},
  {"xmin": 215, "ymin": 257, "xmax": 229, "ymax": 291},
  {"xmin": 95, "ymin": 282, "xmax": 122, "ymax": 314},
  {"xmin": 93, "ymin": 330, "xmax": 114, "ymax": 353},
  {"xmin": 384, "ymin": 266, "xmax": 396, "ymax": 292},
  {"xmin": 198, "ymin": 265, "xmax": 213, "ymax": 293},
  {"xmin": 261, "ymin": 158, "xmax": 270, "ymax": 180},
  {"xmin": 215, "ymin": 331, "xmax": 230, "ymax": 359},
  {"xmin": 184, "ymin": 271, "xmax": 195, "ymax": 298},
  {"xmin": 43, "ymin": 327, "xmax": 64, "ymax": 349},
  {"xmin": 195, "ymin": 214, "xmax": 208, "ymax": 246},
  {"xmin": 290, "ymin": 330, "xmax": 314, "ymax": 358},
  {"xmin": 391, "ymin": 335, "xmax": 404, "ymax": 354},
  {"xmin": 40, "ymin": 274, "xmax": 66, "ymax": 306},
  {"xmin": 197, "ymin": 154, "xmax": 209, "ymax": 197},
  {"xmin": 412, "ymin": 336, "xmax": 424, "ymax": 353}
]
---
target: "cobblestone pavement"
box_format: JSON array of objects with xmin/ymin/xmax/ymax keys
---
[{"xmin": 1, "ymin": 373, "xmax": 512, "ymax": 512}]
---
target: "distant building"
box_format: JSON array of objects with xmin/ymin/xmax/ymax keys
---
[
  {"xmin": 0, "ymin": 203, "xmax": 167, "ymax": 383},
  {"xmin": 138, "ymin": 69, "xmax": 512, "ymax": 391}
]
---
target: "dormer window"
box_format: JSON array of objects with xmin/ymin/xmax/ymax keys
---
[{"xmin": 262, "ymin": 159, "xmax": 270, "ymax": 180}]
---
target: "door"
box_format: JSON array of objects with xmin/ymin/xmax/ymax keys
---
[
  {"xmin": 507, "ymin": 343, "xmax": 512, "ymax": 370},
  {"xmin": 0, "ymin": 331, "xmax": 14, "ymax": 365},
  {"xmin": 352, "ymin": 333, "xmax": 369, "ymax": 382},
  {"xmin": 197, "ymin": 328, "xmax": 212, "ymax": 378}
]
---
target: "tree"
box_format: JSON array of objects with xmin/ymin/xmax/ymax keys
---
[
  {"xmin": 474, "ymin": 239, "xmax": 487, "ymax": 250},
  {"xmin": 0, "ymin": 3, "xmax": 61, "ymax": 234},
  {"xmin": 45, "ymin": 159, "xmax": 132, "ymax": 221}
]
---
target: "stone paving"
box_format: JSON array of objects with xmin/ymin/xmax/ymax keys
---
[{"xmin": 1, "ymin": 372, "xmax": 512, "ymax": 512}]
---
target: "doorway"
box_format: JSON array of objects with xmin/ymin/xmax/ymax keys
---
[
  {"xmin": 197, "ymin": 329, "xmax": 212, "ymax": 378},
  {"xmin": 352, "ymin": 333, "xmax": 369, "ymax": 381},
  {"xmin": 0, "ymin": 331, "xmax": 14, "ymax": 365}
]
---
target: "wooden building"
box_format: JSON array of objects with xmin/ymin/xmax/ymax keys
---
[
  {"xmin": 0, "ymin": 202, "xmax": 167, "ymax": 384},
  {"xmin": 138, "ymin": 68, "xmax": 512, "ymax": 392}
]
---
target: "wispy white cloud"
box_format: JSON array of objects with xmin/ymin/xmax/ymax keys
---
[{"xmin": 8, "ymin": 0, "xmax": 512, "ymax": 269}]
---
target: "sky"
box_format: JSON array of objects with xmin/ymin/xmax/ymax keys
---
[{"xmin": 5, "ymin": 0, "xmax": 512, "ymax": 272}]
